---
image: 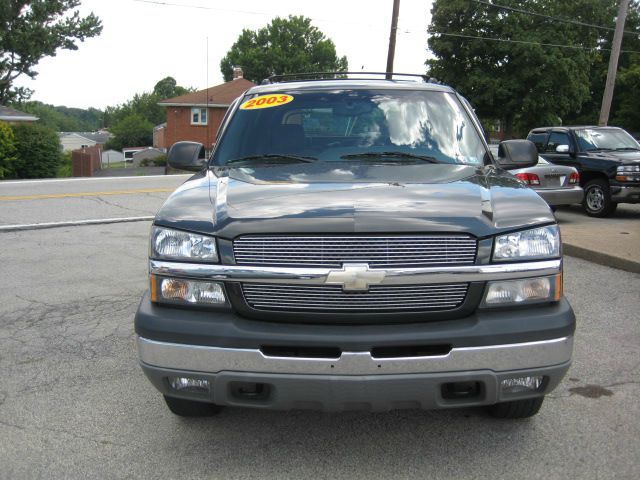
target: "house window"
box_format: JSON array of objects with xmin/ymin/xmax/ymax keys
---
[{"xmin": 191, "ymin": 108, "xmax": 208, "ymax": 125}]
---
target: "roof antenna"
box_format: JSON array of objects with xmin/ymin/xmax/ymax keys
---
[{"xmin": 206, "ymin": 36, "xmax": 209, "ymax": 156}]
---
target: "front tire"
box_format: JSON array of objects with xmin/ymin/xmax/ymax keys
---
[
  {"xmin": 583, "ymin": 179, "xmax": 617, "ymax": 217},
  {"xmin": 488, "ymin": 396, "xmax": 545, "ymax": 419},
  {"xmin": 163, "ymin": 395, "xmax": 223, "ymax": 417}
]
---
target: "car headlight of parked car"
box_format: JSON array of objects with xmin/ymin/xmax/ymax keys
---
[
  {"xmin": 150, "ymin": 226, "xmax": 218, "ymax": 262},
  {"xmin": 493, "ymin": 225, "xmax": 560, "ymax": 261},
  {"xmin": 149, "ymin": 227, "xmax": 227, "ymax": 307},
  {"xmin": 483, "ymin": 225, "xmax": 562, "ymax": 307},
  {"xmin": 616, "ymin": 165, "xmax": 640, "ymax": 182}
]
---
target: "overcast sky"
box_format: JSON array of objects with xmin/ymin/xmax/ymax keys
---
[{"xmin": 15, "ymin": 0, "xmax": 433, "ymax": 110}]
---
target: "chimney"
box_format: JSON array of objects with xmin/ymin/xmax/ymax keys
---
[{"xmin": 233, "ymin": 66, "xmax": 243, "ymax": 80}]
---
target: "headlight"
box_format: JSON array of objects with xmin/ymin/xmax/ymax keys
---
[
  {"xmin": 150, "ymin": 226, "xmax": 218, "ymax": 262},
  {"xmin": 482, "ymin": 274, "xmax": 562, "ymax": 307},
  {"xmin": 616, "ymin": 165, "xmax": 640, "ymax": 182},
  {"xmin": 493, "ymin": 225, "xmax": 560, "ymax": 261}
]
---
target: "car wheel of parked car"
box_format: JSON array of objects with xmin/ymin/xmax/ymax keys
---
[
  {"xmin": 488, "ymin": 396, "xmax": 545, "ymax": 419},
  {"xmin": 583, "ymin": 179, "xmax": 617, "ymax": 217},
  {"xmin": 163, "ymin": 395, "xmax": 224, "ymax": 417}
]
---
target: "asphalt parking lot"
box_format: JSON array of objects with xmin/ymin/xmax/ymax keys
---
[{"xmin": 0, "ymin": 176, "xmax": 639, "ymax": 479}]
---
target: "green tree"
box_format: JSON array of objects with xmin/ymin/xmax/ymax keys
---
[
  {"xmin": 0, "ymin": 1, "xmax": 102, "ymax": 104},
  {"xmin": 11, "ymin": 123, "xmax": 61, "ymax": 178},
  {"xmin": 564, "ymin": 2, "xmax": 640, "ymax": 129},
  {"xmin": 612, "ymin": 59, "xmax": 640, "ymax": 133},
  {"xmin": 220, "ymin": 15, "xmax": 348, "ymax": 83},
  {"xmin": 426, "ymin": 0, "xmax": 614, "ymax": 137},
  {"xmin": 105, "ymin": 113, "xmax": 153, "ymax": 150},
  {"xmin": 0, "ymin": 120, "xmax": 17, "ymax": 178},
  {"xmin": 18, "ymin": 101, "xmax": 103, "ymax": 131},
  {"xmin": 104, "ymin": 76, "xmax": 190, "ymax": 128},
  {"xmin": 153, "ymin": 76, "xmax": 189, "ymax": 99}
]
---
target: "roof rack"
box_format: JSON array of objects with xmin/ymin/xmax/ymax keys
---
[{"xmin": 262, "ymin": 72, "xmax": 431, "ymax": 85}]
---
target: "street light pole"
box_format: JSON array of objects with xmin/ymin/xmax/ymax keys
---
[
  {"xmin": 386, "ymin": 0, "xmax": 401, "ymax": 79},
  {"xmin": 598, "ymin": 0, "xmax": 630, "ymax": 126}
]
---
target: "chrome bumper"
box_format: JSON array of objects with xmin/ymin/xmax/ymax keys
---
[
  {"xmin": 149, "ymin": 258, "xmax": 562, "ymax": 286},
  {"xmin": 137, "ymin": 335, "xmax": 573, "ymax": 376},
  {"xmin": 612, "ymin": 185, "xmax": 640, "ymax": 203}
]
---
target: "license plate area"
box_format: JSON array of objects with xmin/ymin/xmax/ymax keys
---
[{"xmin": 544, "ymin": 174, "xmax": 566, "ymax": 187}]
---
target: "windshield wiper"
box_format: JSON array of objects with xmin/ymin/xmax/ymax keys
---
[
  {"xmin": 226, "ymin": 154, "xmax": 317, "ymax": 165},
  {"xmin": 614, "ymin": 147, "xmax": 640, "ymax": 151},
  {"xmin": 340, "ymin": 151, "xmax": 440, "ymax": 163}
]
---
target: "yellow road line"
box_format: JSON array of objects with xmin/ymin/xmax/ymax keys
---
[{"xmin": 0, "ymin": 188, "xmax": 174, "ymax": 201}]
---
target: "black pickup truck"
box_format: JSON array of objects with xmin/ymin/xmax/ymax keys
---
[
  {"xmin": 527, "ymin": 126, "xmax": 640, "ymax": 217},
  {"xmin": 135, "ymin": 74, "xmax": 575, "ymax": 419}
]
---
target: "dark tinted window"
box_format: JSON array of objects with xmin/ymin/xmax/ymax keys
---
[
  {"xmin": 545, "ymin": 132, "xmax": 570, "ymax": 153},
  {"xmin": 527, "ymin": 132, "xmax": 548, "ymax": 152},
  {"xmin": 213, "ymin": 89, "xmax": 486, "ymax": 166}
]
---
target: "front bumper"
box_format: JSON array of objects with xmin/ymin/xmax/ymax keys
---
[
  {"xmin": 139, "ymin": 336, "xmax": 572, "ymax": 412},
  {"xmin": 137, "ymin": 257, "xmax": 574, "ymax": 411},
  {"xmin": 611, "ymin": 185, "xmax": 640, "ymax": 203},
  {"xmin": 535, "ymin": 186, "xmax": 584, "ymax": 206},
  {"xmin": 138, "ymin": 335, "xmax": 572, "ymax": 376}
]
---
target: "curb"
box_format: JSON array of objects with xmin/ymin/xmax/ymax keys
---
[
  {"xmin": 563, "ymin": 242, "xmax": 640, "ymax": 275},
  {"xmin": 0, "ymin": 216, "xmax": 154, "ymax": 233}
]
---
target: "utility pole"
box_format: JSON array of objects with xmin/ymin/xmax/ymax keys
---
[
  {"xmin": 386, "ymin": 0, "xmax": 401, "ymax": 79},
  {"xmin": 598, "ymin": 0, "xmax": 630, "ymax": 126}
]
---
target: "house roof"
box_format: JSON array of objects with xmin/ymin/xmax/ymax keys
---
[
  {"xmin": 159, "ymin": 78, "xmax": 255, "ymax": 107},
  {"xmin": 0, "ymin": 105, "xmax": 38, "ymax": 122},
  {"xmin": 122, "ymin": 146, "xmax": 149, "ymax": 151},
  {"xmin": 59, "ymin": 132, "xmax": 112, "ymax": 144}
]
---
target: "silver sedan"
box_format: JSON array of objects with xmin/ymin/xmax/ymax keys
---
[{"xmin": 489, "ymin": 145, "xmax": 583, "ymax": 207}]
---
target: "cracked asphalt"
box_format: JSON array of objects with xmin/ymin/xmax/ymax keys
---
[{"xmin": 0, "ymin": 179, "xmax": 639, "ymax": 479}]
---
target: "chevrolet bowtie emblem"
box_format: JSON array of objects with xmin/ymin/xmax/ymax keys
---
[{"xmin": 325, "ymin": 263, "xmax": 386, "ymax": 291}]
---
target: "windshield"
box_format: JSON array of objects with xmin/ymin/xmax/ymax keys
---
[
  {"xmin": 575, "ymin": 128, "xmax": 640, "ymax": 151},
  {"xmin": 213, "ymin": 89, "xmax": 486, "ymax": 166}
]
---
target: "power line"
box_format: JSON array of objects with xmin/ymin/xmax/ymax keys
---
[
  {"xmin": 429, "ymin": 31, "xmax": 640, "ymax": 54},
  {"xmin": 130, "ymin": 0, "xmax": 640, "ymax": 54},
  {"xmin": 131, "ymin": 0, "xmax": 257, "ymax": 13},
  {"xmin": 129, "ymin": 0, "xmax": 389, "ymax": 29},
  {"xmin": 472, "ymin": 0, "xmax": 639, "ymax": 36}
]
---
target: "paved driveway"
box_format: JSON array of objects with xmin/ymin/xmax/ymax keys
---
[{"xmin": 0, "ymin": 218, "xmax": 638, "ymax": 479}]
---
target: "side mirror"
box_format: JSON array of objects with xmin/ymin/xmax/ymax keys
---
[
  {"xmin": 167, "ymin": 141, "xmax": 207, "ymax": 171},
  {"xmin": 556, "ymin": 144, "xmax": 570, "ymax": 154},
  {"xmin": 495, "ymin": 139, "xmax": 538, "ymax": 170}
]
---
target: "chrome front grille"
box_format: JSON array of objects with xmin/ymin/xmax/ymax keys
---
[
  {"xmin": 241, "ymin": 283, "xmax": 469, "ymax": 312},
  {"xmin": 233, "ymin": 235, "xmax": 477, "ymax": 268}
]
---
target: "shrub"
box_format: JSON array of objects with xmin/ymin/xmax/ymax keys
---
[
  {"xmin": 106, "ymin": 113, "xmax": 153, "ymax": 151},
  {"xmin": 153, "ymin": 154, "xmax": 167, "ymax": 166},
  {"xmin": 140, "ymin": 154, "xmax": 166, "ymax": 167},
  {"xmin": 57, "ymin": 151, "xmax": 73, "ymax": 177},
  {"xmin": 0, "ymin": 121, "xmax": 17, "ymax": 178},
  {"xmin": 11, "ymin": 123, "xmax": 62, "ymax": 178}
]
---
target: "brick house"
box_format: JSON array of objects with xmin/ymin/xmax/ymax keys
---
[{"xmin": 159, "ymin": 72, "xmax": 255, "ymax": 151}]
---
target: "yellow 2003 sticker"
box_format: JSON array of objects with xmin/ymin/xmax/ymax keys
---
[{"xmin": 240, "ymin": 94, "xmax": 294, "ymax": 110}]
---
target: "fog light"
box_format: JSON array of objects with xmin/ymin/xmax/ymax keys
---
[
  {"xmin": 168, "ymin": 376, "xmax": 210, "ymax": 393},
  {"xmin": 501, "ymin": 376, "xmax": 544, "ymax": 394}
]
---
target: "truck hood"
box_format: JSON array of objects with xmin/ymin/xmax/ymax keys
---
[
  {"xmin": 155, "ymin": 162, "xmax": 554, "ymax": 239},
  {"xmin": 583, "ymin": 150, "xmax": 640, "ymax": 163}
]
